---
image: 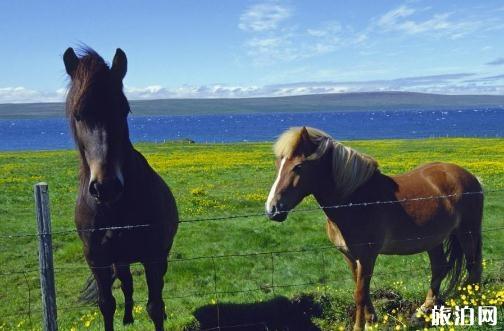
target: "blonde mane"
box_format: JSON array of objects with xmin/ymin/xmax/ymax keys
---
[
  {"xmin": 274, "ymin": 127, "xmax": 378, "ymax": 199},
  {"xmin": 274, "ymin": 127, "xmax": 329, "ymax": 158}
]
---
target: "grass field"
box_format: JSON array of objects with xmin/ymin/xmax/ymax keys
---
[{"xmin": 0, "ymin": 138, "xmax": 503, "ymax": 330}]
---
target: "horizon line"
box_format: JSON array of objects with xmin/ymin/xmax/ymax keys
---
[{"xmin": 2, "ymin": 90, "xmax": 504, "ymax": 106}]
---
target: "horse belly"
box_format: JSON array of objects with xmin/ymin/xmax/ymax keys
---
[
  {"xmin": 103, "ymin": 228, "xmax": 170, "ymax": 264},
  {"xmin": 379, "ymin": 215, "xmax": 459, "ymax": 255},
  {"xmin": 379, "ymin": 235, "xmax": 446, "ymax": 255}
]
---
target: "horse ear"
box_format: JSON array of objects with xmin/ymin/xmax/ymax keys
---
[
  {"xmin": 296, "ymin": 126, "xmax": 318, "ymax": 156},
  {"xmin": 63, "ymin": 48, "xmax": 79, "ymax": 77},
  {"xmin": 111, "ymin": 48, "xmax": 127, "ymax": 80},
  {"xmin": 300, "ymin": 126, "xmax": 310, "ymax": 141}
]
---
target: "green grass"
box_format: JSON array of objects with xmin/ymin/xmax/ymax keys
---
[{"xmin": 0, "ymin": 138, "xmax": 503, "ymax": 330}]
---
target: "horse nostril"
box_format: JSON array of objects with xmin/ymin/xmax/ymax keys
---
[
  {"xmin": 89, "ymin": 180, "xmax": 101, "ymax": 197},
  {"xmin": 89, "ymin": 178, "xmax": 123, "ymax": 201},
  {"xmin": 269, "ymin": 205, "xmax": 278, "ymax": 215}
]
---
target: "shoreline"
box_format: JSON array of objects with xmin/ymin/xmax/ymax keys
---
[{"xmin": 0, "ymin": 136, "xmax": 502, "ymax": 153}]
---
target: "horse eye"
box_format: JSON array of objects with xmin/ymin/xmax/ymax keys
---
[
  {"xmin": 293, "ymin": 164, "xmax": 303, "ymax": 172},
  {"xmin": 74, "ymin": 114, "xmax": 82, "ymax": 121}
]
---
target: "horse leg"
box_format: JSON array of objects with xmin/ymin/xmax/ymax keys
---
[
  {"xmin": 353, "ymin": 256, "xmax": 377, "ymax": 331},
  {"xmin": 422, "ymin": 244, "xmax": 448, "ymax": 310},
  {"xmin": 343, "ymin": 255, "xmax": 357, "ymax": 283},
  {"xmin": 114, "ymin": 264, "xmax": 134, "ymax": 325},
  {"xmin": 93, "ymin": 267, "xmax": 116, "ymax": 331},
  {"xmin": 455, "ymin": 227, "xmax": 482, "ymax": 285},
  {"xmin": 144, "ymin": 260, "xmax": 168, "ymax": 331}
]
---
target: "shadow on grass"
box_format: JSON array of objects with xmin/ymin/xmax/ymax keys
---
[{"xmin": 191, "ymin": 294, "xmax": 323, "ymax": 330}]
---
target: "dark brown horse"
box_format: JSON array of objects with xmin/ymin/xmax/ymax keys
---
[
  {"xmin": 265, "ymin": 127, "xmax": 483, "ymax": 330},
  {"xmin": 63, "ymin": 47, "xmax": 178, "ymax": 331}
]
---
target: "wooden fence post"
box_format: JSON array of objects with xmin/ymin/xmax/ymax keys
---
[{"xmin": 34, "ymin": 182, "xmax": 58, "ymax": 331}]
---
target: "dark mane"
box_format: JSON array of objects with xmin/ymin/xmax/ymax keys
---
[{"xmin": 65, "ymin": 47, "xmax": 111, "ymax": 117}]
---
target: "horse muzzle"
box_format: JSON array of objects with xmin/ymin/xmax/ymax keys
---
[
  {"xmin": 89, "ymin": 178, "xmax": 124, "ymax": 204},
  {"xmin": 266, "ymin": 205, "xmax": 288, "ymax": 222}
]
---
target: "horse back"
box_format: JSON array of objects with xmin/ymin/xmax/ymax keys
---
[{"xmin": 393, "ymin": 162, "xmax": 482, "ymax": 206}]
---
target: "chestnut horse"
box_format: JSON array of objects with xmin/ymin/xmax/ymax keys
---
[
  {"xmin": 265, "ymin": 127, "xmax": 483, "ymax": 330},
  {"xmin": 63, "ymin": 47, "xmax": 178, "ymax": 331}
]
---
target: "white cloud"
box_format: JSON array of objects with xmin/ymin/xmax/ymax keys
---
[
  {"xmin": 127, "ymin": 83, "xmax": 354, "ymax": 99},
  {"xmin": 246, "ymin": 37, "xmax": 283, "ymax": 49},
  {"xmin": 2, "ymin": 73, "xmax": 503, "ymax": 104},
  {"xmin": 244, "ymin": 35, "xmax": 300, "ymax": 65},
  {"xmin": 122, "ymin": 73, "xmax": 504, "ymax": 99},
  {"xmin": 126, "ymin": 85, "xmax": 173, "ymax": 99},
  {"xmin": 238, "ymin": 2, "xmax": 360, "ymax": 65},
  {"xmin": 125, "ymin": 84, "xmax": 263, "ymax": 99},
  {"xmin": 376, "ymin": 4, "xmax": 492, "ymax": 39},
  {"xmin": 239, "ymin": 2, "xmax": 504, "ymax": 66},
  {"xmin": 242, "ymin": 20, "xmax": 360, "ymax": 65},
  {"xmin": 377, "ymin": 5, "xmax": 416, "ymax": 27},
  {"xmin": 306, "ymin": 21, "xmax": 342, "ymax": 37},
  {"xmin": 400, "ymin": 13, "xmax": 454, "ymax": 34},
  {"xmin": 238, "ymin": 3, "xmax": 290, "ymax": 32},
  {"xmin": 0, "ymin": 87, "xmax": 64, "ymax": 103}
]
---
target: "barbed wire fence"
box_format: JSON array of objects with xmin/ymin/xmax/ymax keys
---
[{"xmin": 0, "ymin": 186, "xmax": 503, "ymax": 330}]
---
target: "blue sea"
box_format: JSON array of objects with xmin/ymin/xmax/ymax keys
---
[{"xmin": 0, "ymin": 109, "xmax": 502, "ymax": 151}]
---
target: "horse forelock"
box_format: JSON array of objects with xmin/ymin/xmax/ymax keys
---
[
  {"xmin": 65, "ymin": 48, "xmax": 110, "ymax": 117},
  {"xmin": 273, "ymin": 127, "xmax": 331, "ymax": 159}
]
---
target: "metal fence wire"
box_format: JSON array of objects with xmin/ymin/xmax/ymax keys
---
[{"xmin": 1, "ymin": 188, "xmax": 502, "ymax": 239}]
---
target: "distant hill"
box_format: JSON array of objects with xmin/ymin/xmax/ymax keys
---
[{"xmin": 1, "ymin": 91, "xmax": 503, "ymax": 119}]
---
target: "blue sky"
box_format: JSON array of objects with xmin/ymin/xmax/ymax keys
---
[{"xmin": 1, "ymin": 0, "xmax": 504, "ymax": 103}]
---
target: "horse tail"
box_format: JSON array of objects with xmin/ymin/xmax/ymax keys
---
[
  {"xmin": 441, "ymin": 232, "xmax": 466, "ymax": 298},
  {"xmin": 79, "ymin": 272, "xmax": 116, "ymax": 304}
]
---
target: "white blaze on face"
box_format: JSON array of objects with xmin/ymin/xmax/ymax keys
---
[
  {"xmin": 88, "ymin": 160, "xmax": 99, "ymax": 186},
  {"xmin": 266, "ymin": 158, "xmax": 286, "ymax": 214},
  {"xmin": 88, "ymin": 160, "xmax": 124, "ymax": 186}
]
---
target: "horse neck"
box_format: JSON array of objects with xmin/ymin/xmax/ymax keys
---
[
  {"xmin": 312, "ymin": 170, "xmax": 386, "ymax": 218},
  {"xmin": 312, "ymin": 178, "xmax": 342, "ymax": 214}
]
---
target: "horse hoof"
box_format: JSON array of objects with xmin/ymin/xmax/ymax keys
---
[
  {"xmin": 123, "ymin": 315, "xmax": 134, "ymax": 325},
  {"xmin": 164, "ymin": 311, "xmax": 168, "ymax": 320}
]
